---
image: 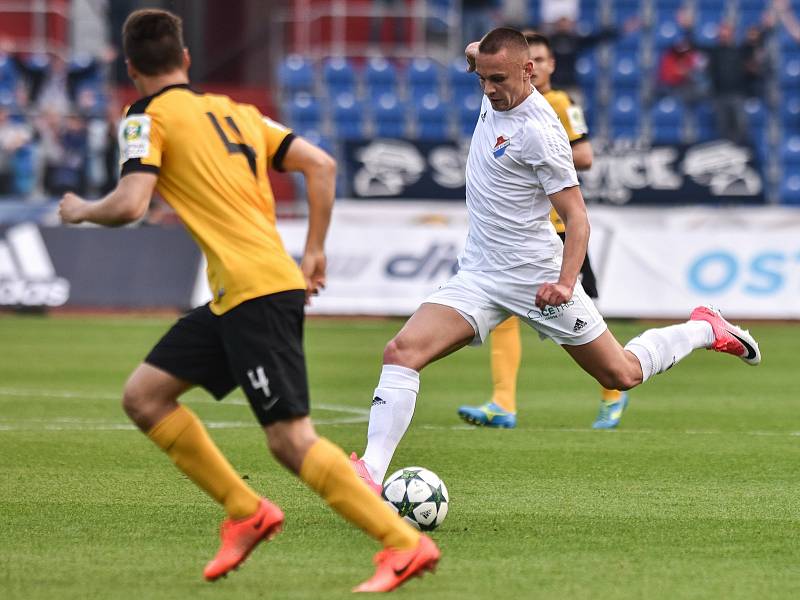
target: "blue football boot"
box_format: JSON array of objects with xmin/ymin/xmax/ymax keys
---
[
  {"xmin": 457, "ymin": 402, "xmax": 517, "ymax": 429},
  {"xmin": 592, "ymin": 392, "xmax": 629, "ymax": 429}
]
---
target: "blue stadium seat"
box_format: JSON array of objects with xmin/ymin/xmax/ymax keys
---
[
  {"xmin": 449, "ymin": 59, "xmax": 478, "ymax": 100},
  {"xmin": 694, "ymin": 102, "xmax": 718, "ymax": 141},
  {"xmin": 696, "ymin": 0, "xmax": 725, "ymax": 10},
  {"xmin": 743, "ymin": 98, "xmax": 766, "ymax": 131},
  {"xmin": 413, "ymin": 93, "xmax": 448, "ymax": 141},
  {"xmin": 407, "ymin": 58, "xmax": 440, "ymax": 98},
  {"xmin": 694, "ymin": 16, "xmax": 719, "ymax": 45},
  {"xmin": 323, "ymin": 57, "xmax": 357, "ymax": 97},
  {"xmin": 332, "ymin": 92, "xmax": 366, "ymax": 141},
  {"xmin": 287, "ymin": 93, "xmax": 322, "ymax": 130},
  {"xmin": 278, "ymin": 55, "xmax": 315, "ymax": 95},
  {"xmin": 655, "ymin": 20, "xmax": 681, "ymax": 49},
  {"xmin": 781, "ymin": 134, "xmax": 800, "ymax": 164},
  {"xmin": 575, "ymin": 52, "xmax": 599, "ymax": 85},
  {"xmin": 458, "ymin": 93, "xmax": 482, "ymax": 137},
  {"xmin": 373, "ymin": 93, "xmax": 407, "ymax": 138},
  {"xmin": 611, "ymin": 56, "xmax": 640, "ymax": 91},
  {"xmin": 613, "ymin": 1, "xmax": 639, "ymax": 27},
  {"xmin": 651, "ymin": 96, "xmax": 685, "ymax": 145},
  {"xmin": 782, "ymin": 95, "xmax": 800, "ymax": 132},
  {"xmin": 610, "ymin": 95, "xmax": 641, "ymax": 140},
  {"xmin": 779, "ymin": 58, "xmax": 800, "ymax": 89},
  {"xmin": 780, "ymin": 173, "xmax": 800, "ymax": 204},
  {"xmin": 365, "ymin": 57, "xmax": 398, "ymax": 101}
]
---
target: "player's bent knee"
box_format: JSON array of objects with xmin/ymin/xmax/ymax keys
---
[
  {"xmin": 382, "ymin": 336, "xmax": 416, "ymax": 368},
  {"xmin": 598, "ymin": 369, "xmax": 640, "ymax": 391},
  {"xmin": 265, "ymin": 419, "xmax": 318, "ymax": 473}
]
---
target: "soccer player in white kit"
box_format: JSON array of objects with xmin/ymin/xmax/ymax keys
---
[{"xmin": 350, "ymin": 27, "xmax": 761, "ymax": 492}]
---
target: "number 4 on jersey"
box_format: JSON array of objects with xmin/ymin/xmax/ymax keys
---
[{"xmin": 206, "ymin": 113, "xmax": 257, "ymax": 177}]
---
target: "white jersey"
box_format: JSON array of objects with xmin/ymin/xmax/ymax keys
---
[{"xmin": 460, "ymin": 89, "xmax": 579, "ymax": 271}]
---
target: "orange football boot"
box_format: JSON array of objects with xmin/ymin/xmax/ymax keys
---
[
  {"xmin": 353, "ymin": 535, "xmax": 440, "ymax": 593},
  {"xmin": 203, "ymin": 498, "xmax": 284, "ymax": 581}
]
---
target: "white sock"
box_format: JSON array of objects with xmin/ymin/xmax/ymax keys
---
[
  {"xmin": 624, "ymin": 321, "xmax": 714, "ymax": 382},
  {"xmin": 361, "ymin": 364, "xmax": 419, "ymax": 484}
]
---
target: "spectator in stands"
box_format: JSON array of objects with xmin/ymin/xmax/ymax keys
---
[
  {"xmin": 774, "ymin": 0, "xmax": 800, "ymax": 42},
  {"xmin": 546, "ymin": 16, "xmax": 640, "ymax": 92},
  {"xmin": 0, "ymin": 104, "xmax": 34, "ymax": 196},
  {"xmin": 743, "ymin": 13, "xmax": 776, "ymax": 99},
  {"xmin": 1, "ymin": 39, "xmax": 114, "ymax": 116},
  {"xmin": 462, "ymin": 0, "xmax": 501, "ymax": 47},
  {"xmin": 38, "ymin": 110, "xmax": 88, "ymax": 197},
  {"xmin": 679, "ymin": 10, "xmax": 773, "ymax": 144},
  {"xmin": 656, "ymin": 38, "xmax": 705, "ymax": 103},
  {"xmin": 369, "ymin": 0, "xmax": 407, "ymax": 52}
]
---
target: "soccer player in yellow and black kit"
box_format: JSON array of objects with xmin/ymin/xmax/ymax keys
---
[
  {"xmin": 457, "ymin": 31, "xmax": 628, "ymax": 430},
  {"xmin": 58, "ymin": 9, "xmax": 438, "ymax": 593}
]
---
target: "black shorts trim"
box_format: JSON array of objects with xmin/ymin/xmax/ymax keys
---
[
  {"xmin": 145, "ymin": 290, "xmax": 309, "ymax": 425},
  {"xmin": 557, "ymin": 231, "xmax": 598, "ymax": 298}
]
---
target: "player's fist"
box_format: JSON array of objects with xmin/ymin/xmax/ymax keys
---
[
  {"xmin": 300, "ymin": 249, "xmax": 327, "ymax": 305},
  {"xmin": 59, "ymin": 192, "xmax": 87, "ymax": 224},
  {"xmin": 535, "ymin": 282, "xmax": 573, "ymax": 310},
  {"xmin": 465, "ymin": 41, "xmax": 479, "ymax": 72}
]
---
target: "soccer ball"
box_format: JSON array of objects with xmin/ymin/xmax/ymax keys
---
[{"xmin": 381, "ymin": 466, "xmax": 449, "ymax": 531}]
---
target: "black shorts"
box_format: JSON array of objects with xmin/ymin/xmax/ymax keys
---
[
  {"xmin": 558, "ymin": 231, "xmax": 598, "ymax": 299},
  {"xmin": 145, "ymin": 290, "xmax": 309, "ymax": 426}
]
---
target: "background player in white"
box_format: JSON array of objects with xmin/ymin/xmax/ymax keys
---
[{"xmin": 350, "ymin": 27, "xmax": 761, "ymax": 492}]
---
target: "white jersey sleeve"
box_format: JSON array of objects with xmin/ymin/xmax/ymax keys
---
[{"xmin": 521, "ymin": 121, "xmax": 579, "ymax": 196}]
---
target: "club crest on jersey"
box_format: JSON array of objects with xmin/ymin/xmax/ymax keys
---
[{"xmin": 493, "ymin": 135, "xmax": 510, "ymax": 158}]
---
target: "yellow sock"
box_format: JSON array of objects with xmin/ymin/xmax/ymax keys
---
[
  {"xmin": 490, "ymin": 317, "xmax": 521, "ymax": 413},
  {"xmin": 300, "ymin": 437, "xmax": 420, "ymax": 551},
  {"xmin": 147, "ymin": 405, "xmax": 260, "ymax": 520},
  {"xmin": 601, "ymin": 388, "xmax": 623, "ymax": 403}
]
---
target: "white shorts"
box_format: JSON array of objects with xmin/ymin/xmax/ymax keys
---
[{"xmin": 424, "ymin": 259, "xmax": 607, "ymax": 346}]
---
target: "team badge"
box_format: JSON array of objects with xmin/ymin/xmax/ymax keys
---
[
  {"xmin": 492, "ymin": 135, "xmax": 510, "ymax": 158},
  {"xmin": 118, "ymin": 115, "xmax": 152, "ymax": 160}
]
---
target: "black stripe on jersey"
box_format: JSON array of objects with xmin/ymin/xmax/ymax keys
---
[
  {"xmin": 121, "ymin": 159, "xmax": 160, "ymax": 177},
  {"xmin": 570, "ymin": 134, "xmax": 589, "ymax": 146},
  {"xmin": 126, "ymin": 83, "xmax": 194, "ymax": 116},
  {"xmin": 272, "ymin": 133, "xmax": 296, "ymax": 172}
]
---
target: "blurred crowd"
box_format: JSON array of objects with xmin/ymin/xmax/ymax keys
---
[{"xmin": 0, "ymin": 41, "xmax": 117, "ymax": 201}]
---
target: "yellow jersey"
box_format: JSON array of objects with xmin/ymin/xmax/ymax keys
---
[
  {"xmin": 542, "ymin": 89, "xmax": 588, "ymax": 233},
  {"xmin": 118, "ymin": 83, "xmax": 305, "ymax": 315}
]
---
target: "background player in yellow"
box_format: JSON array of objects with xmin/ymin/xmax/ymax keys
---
[
  {"xmin": 458, "ymin": 31, "xmax": 628, "ymax": 430},
  {"xmin": 58, "ymin": 9, "xmax": 438, "ymax": 593}
]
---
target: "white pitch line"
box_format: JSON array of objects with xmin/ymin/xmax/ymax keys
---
[{"xmin": 0, "ymin": 387, "xmax": 369, "ymax": 430}]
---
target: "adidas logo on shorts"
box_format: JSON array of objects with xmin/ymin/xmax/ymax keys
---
[
  {"xmin": 573, "ymin": 318, "xmax": 587, "ymax": 332},
  {"xmin": 371, "ymin": 396, "xmax": 386, "ymax": 406}
]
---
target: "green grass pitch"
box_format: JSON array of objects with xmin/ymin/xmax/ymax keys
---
[{"xmin": 1, "ymin": 314, "xmax": 798, "ymax": 599}]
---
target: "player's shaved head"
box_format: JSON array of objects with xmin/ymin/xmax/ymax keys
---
[
  {"xmin": 123, "ymin": 9, "xmax": 185, "ymax": 76},
  {"xmin": 478, "ymin": 27, "xmax": 530, "ymax": 59}
]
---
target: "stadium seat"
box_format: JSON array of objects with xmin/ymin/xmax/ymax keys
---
[
  {"xmin": 743, "ymin": 98, "xmax": 766, "ymax": 131},
  {"xmin": 694, "ymin": 17, "xmax": 719, "ymax": 45},
  {"xmin": 365, "ymin": 57, "xmax": 398, "ymax": 101},
  {"xmin": 781, "ymin": 134, "xmax": 800, "ymax": 164},
  {"xmin": 449, "ymin": 59, "xmax": 478, "ymax": 101},
  {"xmin": 692, "ymin": 102, "xmax": 718, "ymax": 142},
  {"xmin": 779, "ymin": 58, "xmax": 800, "ymax": 90},
  {"xmin": 413, "ymin": 93, "xmax": 448, "ymax": 141},
  {"xmin": 655, "ymin": 20, "xmax": 681, "ymax": 50},
  {"xmin": 323, "ymin": 57, "xmax": 357, "ymax": 97},
  {"xmin": 780, "ymin": 173, "xmax": 800, "ymax": 204},
  {"xmin": 373, "ymin": 93, "xmax": 407, "ymax": 138},
  {"xmin": 610, "ymin": 94, "xmax": 641, "ymax": 140},
  {"xmin": 782, "ymin": 95, "xmax": 800, "ymax": 132},
  {"xmin": 278, "ymin": 55, "xmax": 315, "ymax": 95},
  {"xmin": 575, "ymin": 52, "xmax": 599, "ymax": 88},
  {"xmin": 613, "ymin": 1, "xmax": 639, "ymax": 27},
  {"xmin": 611, "ymin": 56, "xmax": 640, "ymax": 91},
  {"xmin": 458, "ymin": 92, "xmax": 482, "ymax": 137},
  {"xmin": 651, "ymin": 96, "xmax": 685, "ymax": 145},
  {"xmin": 0, "ymin": 53, "xmax": 18, "ymax": 95},
  {"xmin": 332, "ymin": 92, "xmax": 366, "ymax": 141},
  {"xmin": 407, "ymin": 58, "xmax": 440, "ymax": 99},
  {"xmin": 287, "ymin": 93, "xmax": 322, "ymax": 131}
]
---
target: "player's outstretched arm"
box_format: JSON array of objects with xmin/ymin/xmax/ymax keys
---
[
  {"xmin": 536, "ymin": 185, "xmax": 589, "ymax": 310},
  {"xmin": 280, "ymin": 136, "xmax": 336, "ymax": 303},
  {"xmin": 59, "ymin": 172, "xmax": 157, "ymax": 227}
]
